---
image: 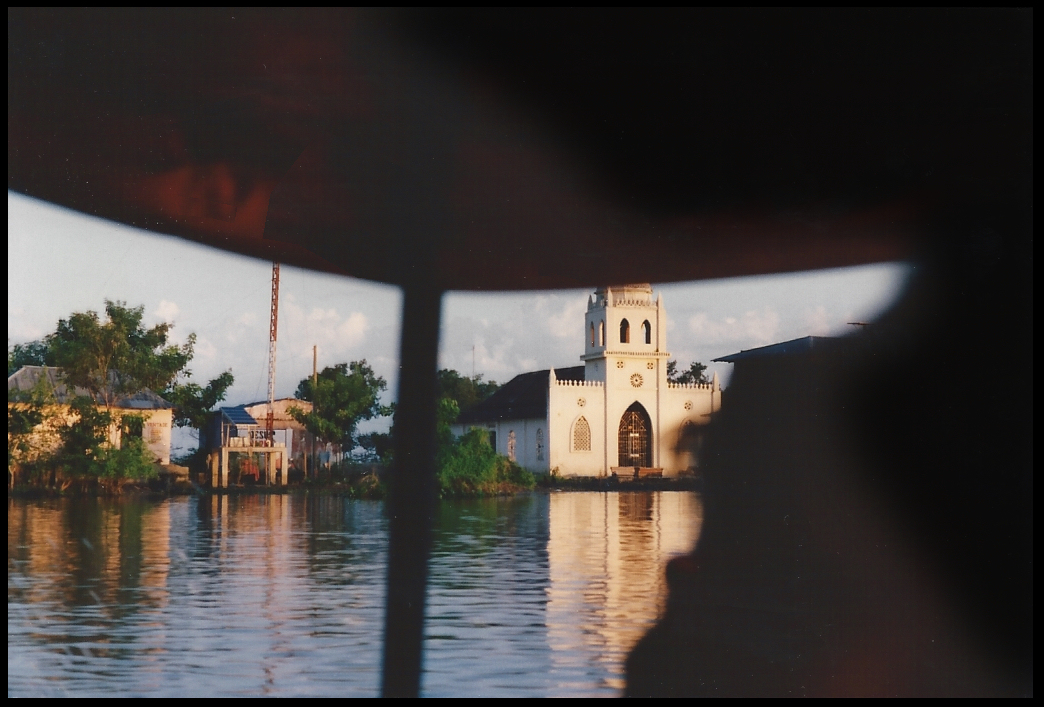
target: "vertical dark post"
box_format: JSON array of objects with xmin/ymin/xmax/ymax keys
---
[{"xmin": 381, "ymin": 283, "xmax": 442, "ymax": 697}]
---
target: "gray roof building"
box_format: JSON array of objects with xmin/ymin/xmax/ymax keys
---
[{"xmin": 7, "ymin": 365, "xmax": 172, "ymax": 409}]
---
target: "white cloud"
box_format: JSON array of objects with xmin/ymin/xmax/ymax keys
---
[
  {"xmin": 688, "ymin": 308, "xmax": 781, "ymax": 346},
  {"xmin": 543, "ymin": 296, "xmax": 589, "ymax": 339},
  {"xmin": 336, "ymin": 312, "xmax": 369, "ymax": 348},
  {"xmin": 803, "ymin": 305, "xmax": 833, "ymax": 336},
  {"xmin": 154, "ymin": 299, "xmax": 181, "ymax": 322}
]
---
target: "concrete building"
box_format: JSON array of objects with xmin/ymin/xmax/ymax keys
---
[
  {"xmin": 7, "ymin": 365, "xmax": 173, "ymax": 464},
  {"xmin": 454, "ymin": 285, "xmax": 720, "ymax": 478}
]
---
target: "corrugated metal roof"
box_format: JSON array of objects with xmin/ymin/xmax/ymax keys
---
[
  {"xmin": 457, "ymin": 366, "xmax": 584, "ymax": 424},
  {"xmin": 7, "ymin": 365, "xmax": 172, "ymax": 409},
  {"xmin": 221, "ymin": 405, "xmax": 261, "ymax": 426},
  {"xmin": 712, "ymin": 336, "xmax": 842, "ymax": 363}
]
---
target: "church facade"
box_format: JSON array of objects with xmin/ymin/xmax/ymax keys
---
[{"xmin": 454, "ymin": 284, "xmax": 720, "ymax": 478}]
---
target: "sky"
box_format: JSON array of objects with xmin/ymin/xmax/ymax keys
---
[{"xmin": 8, "ymin": 191, "xmax": 911, "ymax": 454}]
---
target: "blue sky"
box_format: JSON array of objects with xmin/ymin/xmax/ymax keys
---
[{"xmin": 9, "ymin": 191, "xmax": 911, "ymax": 453}]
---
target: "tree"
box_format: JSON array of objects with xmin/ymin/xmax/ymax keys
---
[
  {"xmin": 289, "ymin": 361, "xmax": 393, "ymax": 450},
  {"xmin": 436, "ymin": 369, "xmax": 500, "ymax": 416},
  {"xmin": 165, "ymin": 370, "xmax": 235, "ymax": 430},
  {"xmin": 44, "ymin": 299, "xmax": 232, "ymax": 431},
  {"xmin": 667, "ymin": 359, "xmax": 709, "ymax": 385},
  {"xmin": 8, "ymin": 340, "xmax": 52, "ymax": 375},
  {"xmin": 8, "ymin": 374, "xmax": 54, "ymax": 472},
  {"xmin": 47, "ymin": 300, "xmax": 194, "ymax": 411}
]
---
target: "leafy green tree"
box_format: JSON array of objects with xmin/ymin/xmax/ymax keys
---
[
  {"xmin": 8, "ymin": 374, "xmax": 55, "ymax": 471},
  {"xmin": 667, "ymin": 359, "xmax": 709, "ymax": 385},
  {"xmin": 436, "ymin": 369, "xmax": 500, "ymax": 416},
  {"xmin": 54, "ymin": 396, "xmax": 114, "ymax": 478},
  {"xmin": 45, "ymin": 299, "xmax": 232, "ymax": 433},
  {"xmin": 51, "ymin": 399, "xmax": 156, "ymax": 482},
  {"xmin": 357, "ymin": 430, "xmax": 394, "ymax": 463},
  {"xmin": 47, "ymin": 300, "xmax": 194, "ymax": 411},
  {"xmin": 8, "ymin": 340, "xmax": 52, "ymax": 375},
  {"xmin": 289, "ymin": 361, "xmax": 393, "ymax": 449},
  {"xmin": 165, "ymin": 370, "xmax": 235, "ymax": 430}
]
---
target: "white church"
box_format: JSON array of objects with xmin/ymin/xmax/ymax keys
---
[{"xmin": 454, "ymin": 284, "xmax": 720, "ymax": 478}]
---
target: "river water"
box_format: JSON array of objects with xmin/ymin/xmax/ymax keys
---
[{"xmin": 8, "ymin": 491, "xmax": 702, "ymax": 697}]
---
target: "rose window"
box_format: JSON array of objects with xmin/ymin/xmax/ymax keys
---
[{"xmin": 630, "ymin": 373, "xmax": 644, "ymax": 388}]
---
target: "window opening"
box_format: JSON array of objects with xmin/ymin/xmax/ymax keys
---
[
  {"xmin": 643, "ymin": 320, "xmax": 651, "ymax": 344},
  {"xmin": 536, "ymin": 428, "xmax": 545, "ymax": 461},
  {"xmin": 620, "ymin": 318, "xmax": 630, "ymax": 343},
  {"xmin": 573, "ymin": 416, "xmax": 592, "ymax": 451},
  {"xmin": 599, "ymin": 320, "xmax": 605, "ymax": 346}
]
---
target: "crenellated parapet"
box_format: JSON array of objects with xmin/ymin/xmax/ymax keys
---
[
  {"xmin": 610, "ymin": 297, "xmax": 653, "ymax": 307},
  {"xmin": 667, "ymin": 381, "xmax": 715, "ymax": 390}
]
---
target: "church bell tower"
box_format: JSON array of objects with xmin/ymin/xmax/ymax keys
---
[{"xmin": 582, "ymin": 284, "xmax": 668, "ymax": 385}]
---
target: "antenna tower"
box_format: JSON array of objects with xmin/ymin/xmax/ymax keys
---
[{"xmin": 267, "ymin": 262, "xmax": 280, "ymax": 441}]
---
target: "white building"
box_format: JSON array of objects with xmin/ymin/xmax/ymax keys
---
[
  {"xmin": 454, "ymin": 284, "xmax": 720, "ymax": 478},
  {"xmin": 8, "ymin": 365, "xmax": 174, "ymax": 465}
]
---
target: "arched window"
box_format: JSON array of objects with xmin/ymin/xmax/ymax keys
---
[
  {"xmin": 642, "ymin": 320, "xmax": 651, "ymax": 344},
  {"xmin": 620, "ymin": 318, "xmax": 630, "ymax": 343},
  {"xmin": 599, "ymin": 320, "xmax": 605, "ymax": 346},
  {"xmin": 590, "ymin": 322, "xmax": 595, "ymax": 347},
  {"xmin": 572, "ymin": 416, "xmax": 591, "ymax": 452},
  {"xmin": 536, "ymin": 428, "xmax": 545, "ymax": 460}
]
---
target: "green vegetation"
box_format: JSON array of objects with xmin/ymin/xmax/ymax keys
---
[
  {"xmin": 7, "ymin": 340, "xmax": 52, "ymax": 374},
  {"xmin": 667, "ymin": 359, "xmax": 709, "ymax": 385},
  {"xmin": 48, "ymin": 300, "xmax": 194, "ymax": 411},
  {"xmin": 8, "ymin": 300, "xmax": 233, "ymax": 492},
  {"xmin": 436, "ymin": 369, "xmax": 500, "ymax": 416},
  {"xmin": 288, "ymin": 361, "xmax": 393, "ymax": 451},
  {"xmin": 352, "ymin": 369, "xmax": 528, "ymax": 497},
  {"xmin": 41, "ymin": 300, "xmax": 234, "ymax": 425},
  {"xmin": 433, "ymin": 395, "xmax": 534, "ymax": 498}
]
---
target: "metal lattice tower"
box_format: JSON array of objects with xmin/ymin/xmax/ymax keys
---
[{"xmin": 267, "ymin": 262, "xmax": 280, "ymax": 440}]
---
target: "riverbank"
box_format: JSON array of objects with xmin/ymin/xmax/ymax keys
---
[{"xmin": 9, "ymin": 471, "xmax": 702, "ymax": 499}]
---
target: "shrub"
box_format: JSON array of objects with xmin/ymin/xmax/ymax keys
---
[
  {"xmin": 436, "ymin": 428, "xmax": 535, "ymax": 497},
  {"xmin": 99, "ymin": 434, "xmax": 158, "ymax": 481}
]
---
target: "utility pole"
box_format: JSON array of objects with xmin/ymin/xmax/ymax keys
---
[{"xmin": 472, "ymin": 345, "xmax": 475, "ymax": 379}]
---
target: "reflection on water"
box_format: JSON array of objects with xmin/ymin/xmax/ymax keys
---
[
  {"xmin": 547, "ymin": 493, "xmax": 702, "ymax": 695},
  {"xmin": 8, "ymin": 492, "xmax": 700, "ymax": 697}
]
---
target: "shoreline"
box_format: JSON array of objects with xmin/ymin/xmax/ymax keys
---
[{"xmin": 8, "ymin": 474, "xmax": 702, "ymax": 500}]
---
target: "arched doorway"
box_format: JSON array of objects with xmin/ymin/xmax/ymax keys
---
[{"xmin": 618, "ymin": 402, "xmax": 653, "ymax": 468}]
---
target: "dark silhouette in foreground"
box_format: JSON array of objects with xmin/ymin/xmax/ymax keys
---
[{"xmin": 626, "ymin": 221, "xmax": 1033, "ymax": 696}]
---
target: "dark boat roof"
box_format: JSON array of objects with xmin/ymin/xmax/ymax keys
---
[{"xmin": 713, "ymin": 336, "xmax": 844, "ymax": 363}]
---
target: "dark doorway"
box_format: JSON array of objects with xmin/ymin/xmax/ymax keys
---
[{"xmin": 618, "ymin": 402, "xmax": 653, "ymax": 467}]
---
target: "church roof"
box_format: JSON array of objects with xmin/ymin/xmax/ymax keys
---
[{"xmin": 457, "ymin": 366, "xmax": 584, "ymax": 424}]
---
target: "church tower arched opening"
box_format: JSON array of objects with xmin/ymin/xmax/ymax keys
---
[{"xmin": 618, "ymin": 401, "xmax": 653, "ymax": 468}]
